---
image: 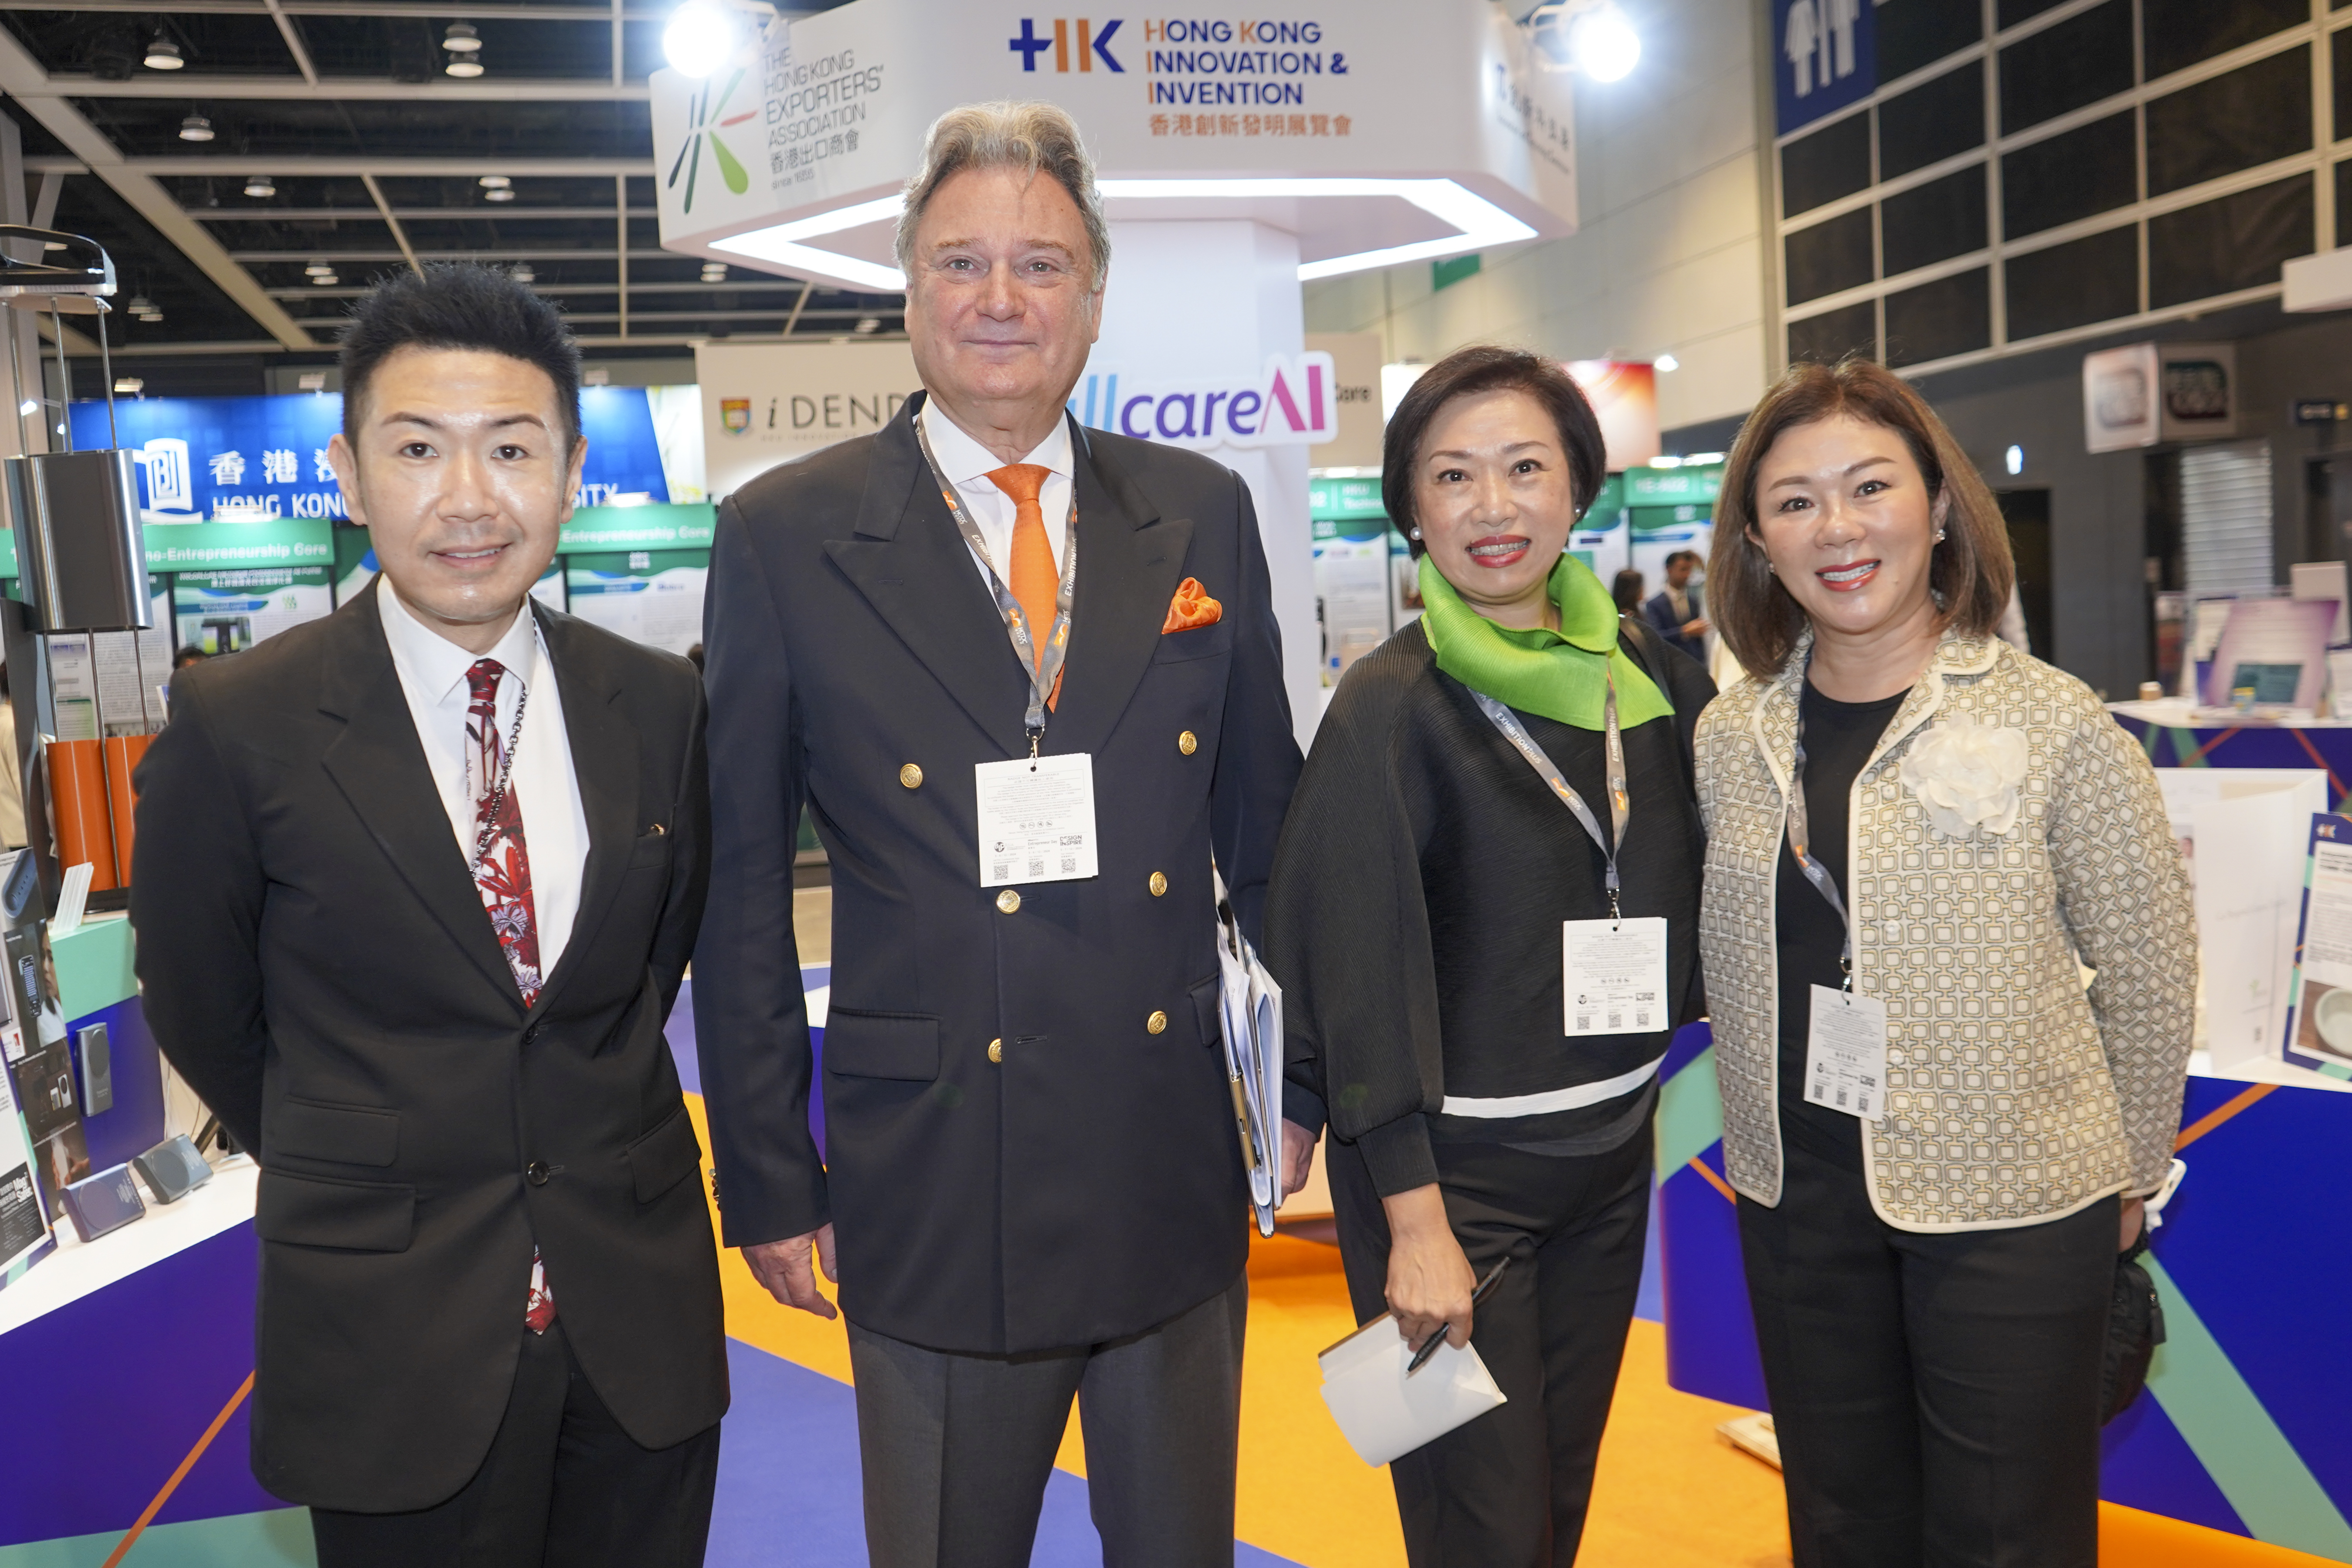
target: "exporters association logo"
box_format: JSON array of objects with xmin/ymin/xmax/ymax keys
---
[
  {"xmin": 720, "ymin": 398, "xmax": 752, "ymax": 434},
  {"xmin": 1008, "ymin": 18, "xmax": 1126, "ymax": 72},
  {"xmin": 667, "ymin": 68, "xmax": 757, "ymax": 213}
]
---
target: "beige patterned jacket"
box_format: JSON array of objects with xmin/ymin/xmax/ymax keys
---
[{"xmin": 1694, "ymin": 627, "xmax": 2195, "ymax": 1231}]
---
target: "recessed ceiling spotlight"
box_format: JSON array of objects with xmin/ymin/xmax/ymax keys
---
[
  {"xmin": 1653, "ymin": 352, "xmax": 1679, "ymax": 373},
  {"xmin": 478, "ymin": 175, "xmax": 510, "ymax": 188},
  {"xmin": 244, "ymin": 175, "xmax": 275, "ymax": 199},
  {"xmin": 484, "ymin": 185, "xmax": 515, "ymax": 202},
  {"xmin": 303, "ymin": 258, "xmax": 332, "ymax": 276},
  {"xmin": 312, "ymin": 272, "xmax": 339, "ymax": 286},
  {"xmin": 662, "ymin": 0, "xmax": 736, "ymax": 78},
  {"xmin": 445, "ymin": 56, "xmax": 484, "ymax": 77},
  {"xmin": 114, "ymin": 377, "xmax": 145, "ymax": 394},
  {"xmin": 178, "ymin": 115, "xmax": 214, "ymax": 143},
  {"xmin": 143, "ymin": 36, "xmax": 183, "ymax": 71},
  {"xmin": 443, "ymin": 22, "xmax": 481, "ymax": 52},
  {"xmin": 854, "ymin": 317, "xmax": 880, "ymax": 334},
  {"xmin": 512, "ymin": 263, "xmax": 536, "ymax": 283}
]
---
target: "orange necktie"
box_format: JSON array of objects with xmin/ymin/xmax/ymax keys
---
[{"xmin": 985, "ymin": 462, "xmax": 1064, "ymax": 707}]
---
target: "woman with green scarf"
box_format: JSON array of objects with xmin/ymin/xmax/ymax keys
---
[{"xmin": 1265, "ymin": 346, "xmax": 1713, "ymax": 1565}]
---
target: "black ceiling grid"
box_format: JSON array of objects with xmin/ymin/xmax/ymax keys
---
[
  {"xmin": 0, "ymin": 0, "xmax": 900, "ymax": 365},
  {"xmin": 1776, "ymin": 0, "xmax": 2349, "ymax": 378}
]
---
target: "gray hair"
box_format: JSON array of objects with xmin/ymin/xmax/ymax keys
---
[{"xmin": 893, "ymin": 101, "xmax": 1110, "ymax": 292}]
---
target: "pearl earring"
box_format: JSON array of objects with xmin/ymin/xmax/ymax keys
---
[{"xmin": 1935, "ymin": 528, "xmax": 1946, "ymax": 542}]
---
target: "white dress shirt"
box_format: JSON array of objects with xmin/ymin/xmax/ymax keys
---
[
  {"xmin": 918, "ymin": 400, "xmax": 1074, "ymax": 591},
  {"xmin": 377, "ymin": 578, "xmax": 590, "ymax": 983}
]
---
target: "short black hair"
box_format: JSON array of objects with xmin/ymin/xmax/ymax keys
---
[
  {"xmin": 1382, "ymin": 345, "xmax": 1608, "ymax": 557},
  {"xmin": 339, "ymin": 263, "xmax": 582, "ymax": 453}
]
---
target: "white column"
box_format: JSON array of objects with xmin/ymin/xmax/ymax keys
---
[{"xmin": 1090, "ymin": 219, "xmax": 1320, "ymax": 751}]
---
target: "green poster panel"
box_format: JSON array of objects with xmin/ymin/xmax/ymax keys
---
[
  {"xmin": 559, "ymin": 503, "xmax": 716, "ymax": 553},
  {"xmin": 143, "ymin": 519, "xmax": 335, "ymax": 572}
]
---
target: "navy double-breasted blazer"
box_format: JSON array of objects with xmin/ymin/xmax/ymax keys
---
[{"xmin": 694, "ymin": 394, "xmax": 1301, "ymax": 1354}]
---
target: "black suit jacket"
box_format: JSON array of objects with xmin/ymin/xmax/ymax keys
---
[
  {"xmin": 1643, "ymin": 584, "xmax": 1704, "ymax": 662},
  {"xmin": 129, "ymin": 581, "xmax": 724, "ymax": 1514},
  {"xmin": 696, "ymin": 396, "xmax": 1303, "ymax": 1355}
]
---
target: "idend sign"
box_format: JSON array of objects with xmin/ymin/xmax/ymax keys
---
[{"xmin": 1067, "ymin": 351, "xmax": 1338, "ymax": 451}]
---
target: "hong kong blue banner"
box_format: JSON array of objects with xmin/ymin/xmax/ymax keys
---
[{"xmin": 68, "ymin": 386, "xmax": 678, "ymax": 523}]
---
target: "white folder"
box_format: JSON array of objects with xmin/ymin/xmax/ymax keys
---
[
  {"xmin": 1316, "ymin": 1312, "xmax": 1508, "ymax": 1467},
  {"xmin": 1212, "ymin": 868, "xmax": 1283, "ymax": 1235}
]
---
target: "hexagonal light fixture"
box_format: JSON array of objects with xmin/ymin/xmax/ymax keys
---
[
  {"xmin": 443, "ymin": 22, "xmax": 481, "ymax": 51},
  {"xmin": 244, "ymin": 175, "xmax": 275, "ymax": 199},
  {"xmin": 114, "ymin": 377, "xmax": 145, "ymax": 394},
  {"xmin": 178, "ymin": 115, "xmax": 214, "ymax": 143},
  {"xmin": 143, "ymin": 36, "xmax": 183, "ymax": 70},
  {"xmin": 511, "ymin": 263, "xmax": 536, "ymax": 284},
  {"xmin": 445, "ymin": 56, "xmax": 484, "ymax": 78},
  {"xmin": 481, "ymin": 175, "xmax": 516, "ymax": 203},
  {"xmin": 303, "ymin": 258, "xmax": 333, "ymax": 276}
]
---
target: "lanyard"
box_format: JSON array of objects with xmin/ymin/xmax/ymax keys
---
[
  {"xmin": 1783, "ymin": 665, "xmax": 1855, "ymax": 990},
  {"xmin": 1470, "ymin": 672, "xmax": 1631, "ymax": 924},
  {"xmin": 914, "ymin": 412, "xmax": 1081, "ymax": 750}
]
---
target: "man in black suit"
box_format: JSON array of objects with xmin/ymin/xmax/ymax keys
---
[
  {"xmin": 695, "ymin": 102, "xmax": 1304, "ymax": 1565},
  {"xmin": 131, "ymin": 264, "xmax": 723, "ymax": 1568}
]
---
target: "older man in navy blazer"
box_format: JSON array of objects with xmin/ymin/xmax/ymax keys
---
[{"xmin": 692, "ymin": 102, "xmax": 1303, "ymax": 1566}]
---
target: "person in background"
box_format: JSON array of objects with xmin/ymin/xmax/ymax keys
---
[
  {"xmin": 693, "ymin": 101, "xmax": 1301, "ymax": 1566},
  {"xmin": 173, "ymin": 645, "xmax": 208, "ymax": 669},
  {"xmin": 1643, "ymin": 549, "xmax": 1711, "ymax": 662},
  {"xmin": 1609, "ymin": 568, "xmax": 1644, "ymax": 614},
  {"xmin": 1694, "ymin": 357, "xmax": 2193, "ymax": 1567},
  {"xmin": 684, "ymin": 642, "xmax": 705, "ymax": 674},
  {"xmin": 1268, "ymin": 346, "xmax": 1713, "ymax": 1565},
  {"xmin": 132, "ymin": 263, "xmax": 723, "ymax": 1568}
]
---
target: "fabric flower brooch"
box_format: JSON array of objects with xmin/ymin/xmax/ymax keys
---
[{"xmin": 1897, "ymin": 717, "xmax": 2029, "ymax": 838}]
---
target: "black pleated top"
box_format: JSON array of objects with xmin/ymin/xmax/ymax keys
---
[{"xmin": 1264, "ymin": 618, "xmax": 1716, "ymax": 1198}]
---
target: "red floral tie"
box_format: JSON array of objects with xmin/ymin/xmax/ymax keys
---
[{"xmin": 466, "ymin": 658, "xmax": 557, "ymax": 1333}]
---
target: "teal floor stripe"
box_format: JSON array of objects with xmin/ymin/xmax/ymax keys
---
[
  {"xmin": 2143, "ymin": 1254, "xmax": 2352, "ymax": 1558},
  {"xmin": 0, "ymin": 1508, "xmax": 314, "ymax": 1568},
  {"xmin": 1655, "ymin": 1045, "xmax": 1724, "ymax": 1177}
]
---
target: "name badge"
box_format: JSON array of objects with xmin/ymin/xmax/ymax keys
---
[
  {"xmin": 975, "ymin": 753, "xmax": 1100, "ymax": 887},
  {"xmin": 1803, "ymin": 985, "xmax": 1888, "ymax": 1120},
  {"xmin": 1561, "ymin": 916, "xmax": 1668, "ymax": 1036}
]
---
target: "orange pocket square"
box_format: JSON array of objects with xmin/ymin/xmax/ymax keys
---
[{"xmin": 1162, "ymin": 577, "xmax": 1223, "ymax": 634}]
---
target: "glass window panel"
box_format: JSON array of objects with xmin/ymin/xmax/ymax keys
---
[
  {"xmin": 1782, "ymin": 111, "xmax": 1873, "ymax": 218},
  {"xmin": 2145, "ymin": 47, "xmax": 2312, "ymax": 197},
  {"xmin": 1879, "ymin": 61, "xmax": 1984, "ymax": 180},
  {"xmin": 2333, "ymin": 27, "xmax": 2349, "ymax": 146},
  {"xmin": 1999, "ymin": 0, "xmax": 2132, "ymax": 135},
  {"xmin": 2003, "ymin": 112, "xmax": 2138, "ymax": 238},
  {"xmin": 1789, "ymin": 302, "xmax": 1877, "ymax": 365},
  {"xmin": 2143, "ymin": 0, "xmax": 2307, "ymax": 82},
  {"xmin": 1882, "ymin": 165, "xmax": 1989, "ymax": 275},
  {"xmin": 2148, "ymin": 174, "xmax": 2316, "ymax": 307},
  {"xmin": 1785, "ymin": 207, "xmax": 1876, "ymax": 306},
  {"xmin": 1877, "ymin": 0, "xmax": 1981, "ymax": 83},
  {"xmin": 1998, "ymin": 0, "xmax": 2072, "ymax": 25},
  {"xmin": 1884, "ymin": 268, "xmax": 1992, "ymax": 366},
  {"xmin": 2337, "ymin": 160, "xmax": 2352, "ymax": 248},
  {"xmin": 2005, "ymin": 225, "xmax": 2139, "ymax": 339}
]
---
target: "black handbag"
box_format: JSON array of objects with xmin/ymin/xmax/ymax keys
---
[{"xmin": 2101, "ymin": 1224, "xmax": 2167, "ymax": 1424}]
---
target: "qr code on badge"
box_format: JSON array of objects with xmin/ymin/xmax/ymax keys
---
[
  {"xmin": 992, "ymin": 863, "xmax": 1011, "ymax": 880},
  {"xmin": 1060, "ymin": 856, "xmax": 1076, "ymax": 873},
  {"xmin": 1636, "ymin": 1009, "xmax": 1651, "ymax": 1028},
  {"xmin": 1028, "ymin": 858, "xmax": 1045, "ymax": 876},
  {"xmin": 1575, "ymin": 1013, "xmax": 1592, "ymax": 1030},
  {"xmin": 1607, "ymin": 1011, "xmax": 1623, "ymax": 1028}
]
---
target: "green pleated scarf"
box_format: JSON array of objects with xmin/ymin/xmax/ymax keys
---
[{"xmin": 1416, "ymin": 551, "xmax": 1672, "ymax": 732}]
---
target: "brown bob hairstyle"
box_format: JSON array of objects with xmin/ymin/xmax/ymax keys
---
[
  {"xmin": 1382, "ymin": 346, "xmax": 1608, "ymax": 556},
  {"xmin": 1709, "ymin": 357, "xmax": 2014, "ymax": 680}
]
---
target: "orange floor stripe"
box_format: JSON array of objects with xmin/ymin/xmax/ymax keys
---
[
  {"xmin": 682, "ymin": 1094, "xmax": 2337, "ymax": 1568},
  {"xmin": 101, "ymin": 1370, "xmax": 256, "ymax": 1568},
  {"xmin": 2176, "ymin": 1083, "xmax": 2279, "ymax": 1151}
]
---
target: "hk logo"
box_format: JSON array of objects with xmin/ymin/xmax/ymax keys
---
[
  {"xmin": 668, "ymin": 68, "xmax": 755, "ymax": 213},
  {"xmin": 1009, "ymin": 18, "xmax": 1125, "ymax": 72},
  {"xmin": 720, "ymin": 398, "xmax": 752, "ymax": 434}
]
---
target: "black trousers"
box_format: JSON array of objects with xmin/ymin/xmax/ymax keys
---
[
  {"xmin": 1330, "ymin": 1122, "xmax": 1653, "ymax": 1568},
  {"xmin": 309, "ymin": 1321, "xmax": 721, "ymax": 1568},
  {"xmin": 1738, "ymin": 1135, "xmax": 2118, "ymax": 1568},
  {"xmin": 844, "ymin": 1271, "xmax": 1249, "ymax": 1568}
]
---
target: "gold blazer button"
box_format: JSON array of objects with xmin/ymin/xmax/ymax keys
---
[
  {"xmin": 996, "ymin": 888, "xmax": 1022, "ymax": 914},
  {"xmin": 1146, "ymin": 1010, "xmax": 1168, "ymax": 1034},
  {"xmin": 1178, "ymin": 730, "xmax": 1198, "ymax": 755},
  {"xmin": 899, "ymin": 764, "xmax": 923, "ymax": 789},
  {"xmin": 1149, "ymin": 871, "xmax": 1168, "ymax": 896},
  {"xmin": 988, "ymin": 1038, "xmax": 1003, "ymax": 1063}
]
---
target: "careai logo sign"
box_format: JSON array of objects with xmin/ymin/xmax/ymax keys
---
[{"xmin": 1068, "ymin": 352, "xmax": 1337, "ymax": 450}]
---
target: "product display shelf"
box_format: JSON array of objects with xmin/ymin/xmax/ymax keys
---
[{"xmin": 2111, "ymin": 699, "xmax": 2352, "ymax": 812}]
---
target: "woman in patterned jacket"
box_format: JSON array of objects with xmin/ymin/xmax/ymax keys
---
[{"xmin": 1694, "ymin": 357, "xmax": 2193, "ymax": 1568}]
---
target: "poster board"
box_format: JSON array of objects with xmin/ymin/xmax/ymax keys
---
[
  {"xmin": 564, "ymin": 551, "xmax": 708, "ymax": 657},
  {"xmin": 173, "ymin": 567, "xmax": 334, "ymax": 654},
  {"xmin": 2283, "ymin": 813, "xmax": 2352, "ymax": 1076}
]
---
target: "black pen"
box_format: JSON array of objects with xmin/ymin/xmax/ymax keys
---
[{"xmin": 1406, "ymin": 1256, "xmax": 1511, "ymax": 1375}]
